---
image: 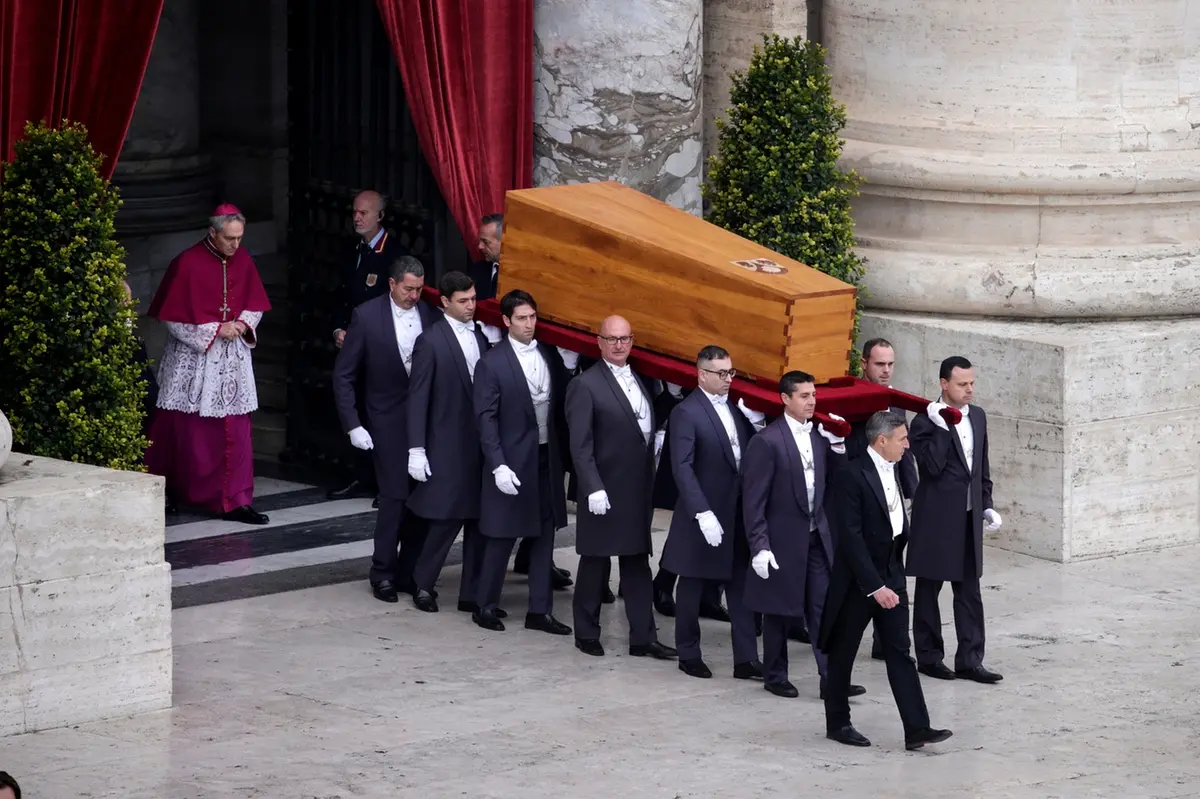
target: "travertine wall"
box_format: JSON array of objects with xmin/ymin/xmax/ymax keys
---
[
  {"xmin": 702, "ymin": 0, "xmax": 806, "ymax": 169},
  {"xmin": 0, "ymin": 456, "xmax": 172, "ymax": 734},
  {"xmin": 828, "ymin": 0, "xmax": 1200, "ymax": 560},
  {"xmin": 533, "ymin": 0, "xmax": 704, "ymax": 213}
]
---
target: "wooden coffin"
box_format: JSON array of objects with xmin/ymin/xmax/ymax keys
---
[{"xmin": 497, "ymin": 181, "xmax": 857, "ymax": 383}]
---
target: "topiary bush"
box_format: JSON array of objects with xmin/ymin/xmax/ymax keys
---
[
  {"xmin": 0, "ymin": 120, "xmax": 148, "ymax": 470},
  {"xmin": 703, "ymin": 34, "xmax": 867, "ymax": 375}
]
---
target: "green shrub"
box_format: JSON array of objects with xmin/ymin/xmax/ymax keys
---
[
  {"xmin": 0, "ymin": 121, "xmax": 148, "ymax": 470},
  {"xmin": 703, "ymin": 35, "xmax": 867, "ymax": 375}
]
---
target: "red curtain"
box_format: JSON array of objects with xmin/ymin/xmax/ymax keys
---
[
  {"xmin": 377, "ymin": 0, "xmax": 534, "ymax": 249},
  {"xmin": 0, "ymin": 0, "xmax": 164, "ymax": 177}
]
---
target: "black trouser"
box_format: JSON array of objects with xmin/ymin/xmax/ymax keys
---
[
  {"xmin": 475, "ymin": 447, "xmax": 556, "ymax": 615},
  {"xmin": 912, "ymin": 523, "xmax": 985, "ymax": 671},
  {"xmin": 674, "ymin": 569, "xmax": 757, "ymax": 665},
  {"xmin": 573, "ymin": 554, "xmax": 656, "ymax": 646},
  {"xmin": 369, "ymin": 499, "xmax": 427, "ymax": 588},
  {"xmin": 654, "ymin": 562, "xmax": 723, "ymax": 607},
  {"xmin": 825, "ymin": 544, "xmax": 929, "ymax": 735},
  {"xmin": 353, "ymin": 448, "xmax": 378, "ymax": 492},
  {"xmin": 413, "ymin": 518, "xmax": 483, "ymax": 604}
]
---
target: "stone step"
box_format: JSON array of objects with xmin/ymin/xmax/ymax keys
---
[{"xmin": 252, "ymin": 411, "xmax": 287, "ymax": 461}]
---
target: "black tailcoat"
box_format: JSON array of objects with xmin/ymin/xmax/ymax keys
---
[
  {"xmin": 564, "ymin": 361, "xmax": 656, "ymax": 557},
  {"xmin": 906, "ymin": 406, "xmax": 993, "ymax": 582},
  {"xmin": 473, "ymin": 338, "xmax": 569, "ymax": 539},
  {"xmin": 332, "ymin": 294, "xmax": 439, "ymax": 499},
  {"xmin": 660, "ymin": 391, "xmax": 755, "ymax": 581},
  {"xmin": 741, "ymin": 417, "xmax": 845, "ymax": 616},
  {"xmin": 847, "ymin": 410, "xmax": 919, "ymax": 498},
  {"xmin": 818, "ymin": 454, "xmax": 911, "ymax": 652},
  {"xmin": 406, "ymin": 317, "xmax": 490, "ymax": 520}
]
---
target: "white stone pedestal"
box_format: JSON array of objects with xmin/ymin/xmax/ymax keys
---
[
  {"xmin": 862, "ymin": 312, "xmax": 1200, "ymax": 563},
  {"xmin": 0, "ymin": 455, "xmax": 172, "ymax": 736}
]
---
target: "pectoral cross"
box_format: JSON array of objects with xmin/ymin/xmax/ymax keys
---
[{"xmin": 218, "ymin": 257, "xmax": 231, "ymax": 321}]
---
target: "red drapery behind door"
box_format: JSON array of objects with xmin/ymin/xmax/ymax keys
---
[
  {"xmin": 0, "ymin": 0, "xmax": 164, "ymax": 177},
  {"xmin": 376, "ymin": 0, "xmax": 534, "ymax": 250}
]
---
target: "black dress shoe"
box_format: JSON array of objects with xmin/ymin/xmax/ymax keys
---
[
  {"xmin": 787, "ymin": 625, "xmax": 811, "ymax": 644},
  {"xmin": 413, "ymin": 589, "xmax": 438, "ymax": 613},
  {"xmin": 733, "ymin": 660, "xmax": 764, "ymax": 681},
  {"xmin": 601, "ymin": 586, "xmax": 616, "ymax": 604},
  {"xmin": 555, "ymin": 563, "xmax": 572, "ymax": 578},
  {"xmin": 371, "ymin": 496, "xmax": 380, "ymax": 509},
  {"xmin": 222, "ymin": 505, "xmax": 269, "ymax": 524},
  {"xmin": 955, "ymin": 665, "xmax": 1003, "ymax": 684},
  {"xmin": 699, "ymin": 602, "xmax": 731, "ymax": 623},
  {"xmin": 918, "ymin": 662, "xmax": 957, "ymax": 680},
  {"xmin": 819, "ymin": 680, "xmax": 866, "ymax": 700},
  {"xmin": 327, "ymin": 480, "xmax": 374, "ymax": 500},
  {"xmin": 551, "ymin": 568, "xmax": 574, "ymax": 591},
  {"xmin": 472, "ymin": 609, "xmax": 506, "ymax": 631},
  {"xmin": 457, "ymin": 600, "xmax": 507, "ymax": 618},
  {"xmin": 827, "ymin": 725, "xmax": 872, "ymax": 747},
  {"xmin": 372, "ymin": 581, "xmax": 399, "ymax": 603},
  {"xmin": 906, "ymin": 727, "xmax": 953, "ymax": 750},
  {"xmin": 630, "ymin": 641, "xmax": 677, "ymax": 660},
  {"xmin": 765, "ymin": 680, "xmax": 799, "ymax": 698},
  {"xmin": 678, "ymin": 658, "xmax": 712, "ymax": 679},
  {"xmin": 653, "ymin": 590, "xmax": 677, "ymax": 617},
  {"xmin": 525, "ymin": 613, "xmax": 571, "ymax": 636},
  {"xmin": 575, "ymin": 638, "xmax": 605, "ymax": 656},
  {"xmin": 871, "ymin": 650, "xmax": 885, "ymax": 661}
]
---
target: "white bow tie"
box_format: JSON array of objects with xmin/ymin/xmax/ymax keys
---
[
  {"xmin": 710, "ymin": 395, "xmax": 727, "ymax": 406},
  {"xmin": 511, "ymin": 337, "xmax": 538, "ymax": 354},
  {"xmin": 796, "ymin": 421, "xmax": 813, "ymax": 434},
  {"xmin": 610, "ymin": 364, "xmax": 632, "ymax": 379},
  {"xmin": 448, "ymin": 318, "xmax": 474, "ymax": 334},
  {"xmin": 392, "ymin": 304, "xmax": 416, "ymax": 319}
]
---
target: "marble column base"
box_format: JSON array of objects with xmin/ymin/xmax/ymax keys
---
[
  {"xmin": 861, "ymin": 311, "xmax": 1200, "ymax": 562},
  {"xmin": 0, "ymin": 456, "xmax": 172, "ymax": 735},
  {"xmin": 113, "ymin": 152, "xmax": 218, "ymax": 236}
]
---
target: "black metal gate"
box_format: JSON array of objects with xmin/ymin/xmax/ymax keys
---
[{"xmin": 284, "ymin": 0, "xmax": 469, "ymax": 472}]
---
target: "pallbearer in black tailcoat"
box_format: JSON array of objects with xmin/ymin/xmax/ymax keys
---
[
  {"xmin": 565, "ymin": 315, "xmax": 677, "ymax": 660},
  {"xmin": 406, "ymin": 271, "xmax": 492, "ymax": 615},
  {"xmin": 660, "ymin": 346, "xmax": 761, "ymax": 680},
  {"xmin": 471, "ymin": 290, "xmax": 572, "ymax": 636},
  {"xmin": 741, "ymin": 371, "xmax": 861, "ymax": 700},
  {"xmin": 908, "ymin": 356, "xmax": 1003, "ymax": 684},
  {"xmin": 819, "ymin": 410, "xmax": 952, "ymax": 750},
  {"xmin": 332, "ymin": 256, "xmax": 438, "ymax": 603}
]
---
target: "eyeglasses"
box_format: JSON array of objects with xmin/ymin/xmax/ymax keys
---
[
  {"xmin": 700, "ymin": 367, "xmax": 738, "ymax": 381},
  {"xmin": 598, "ymin": 335, "xmax": 633, "ymax": 345}
]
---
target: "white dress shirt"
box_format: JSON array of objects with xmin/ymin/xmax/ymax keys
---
[
  {"xmin": 446, "ymin": 316, "xmax": 481, "ymax": 379},
  {"xmin": 784, "ymin": 413, "xmax": 817, "ymax": 527},
  {"xmin": 867, "ymin": 446, "xmax": 904, "ymax": 539},
  {"xmin": 390, "ymin": 298, "xmax": 422, "ymax": 375},
  {"xmin": 953, "ymin": 403, "xmax": 974, "ymax": 509},
  {"xmin": 357, "ymin": 228, "xmax": 385, "ymax": 269},
  {"xmin": 606, "ymin": 360, "xmax": 652, "ymax": 443},
  {"xmin": 701, "ymin": 389, "xmax": 740, "ymax": 467},
  {"xmin": 512, "ymin": 336, "xmax": 550, "ymax": 444}
]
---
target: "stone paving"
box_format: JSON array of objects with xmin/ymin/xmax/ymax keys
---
[{"xmin": 4, "ymin": 525, "xmax": 1200, "ymax": 798}]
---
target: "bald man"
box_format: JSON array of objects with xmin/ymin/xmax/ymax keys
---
[
  {"xmin": 329, "ymin": 189, "xmax": 410, "ymax": 503},
  {"xmin": 564, "ymin": 316, "xmax": 676, "ymax": 659}
]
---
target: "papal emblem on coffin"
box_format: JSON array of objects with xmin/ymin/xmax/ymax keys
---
[{"xmin": 497, "ymin": 181, "xmax": 857, "ymax": 383}]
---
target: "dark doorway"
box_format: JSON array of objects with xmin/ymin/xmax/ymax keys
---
[{"xmin": 284, "ymin": 0, "xmax": 469, "ymax": 473}]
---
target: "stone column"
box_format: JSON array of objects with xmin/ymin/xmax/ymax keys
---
[
  {"xmin": 113, "ymin": 0, "xmax": 216, "ymax": 237},
  {"xmin": 702, "ymin": 0, "xmax": 806, "ymax": 166},
  {"xmin": 534, "ymin": 0, "xmax": 704, "ymax": 214},
  {"xmin": 824, "ymin": 0, "xmax": 1200, "ymax": 561}
]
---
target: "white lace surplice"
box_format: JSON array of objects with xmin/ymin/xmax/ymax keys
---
[{"xmin": 156, "ymin": 311, "xmax": 263, "ymax": 418}]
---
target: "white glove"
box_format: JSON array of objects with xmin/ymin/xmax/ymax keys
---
[
  {"xmin": 478, "ymin": 321, "xmax": 504, "ymax": 344},
  {"xmin": 494, "ymin": 464, "xmax": 521, "ymax": 496},
  {"xmin": 818, "ymin": 414, "xmax": 846, "ymax": 449},
  {"xmin": 984, "ymin": 508, "xmax": 1002, "ymax": 531},
  {"xmin": 666, "ymin": 381, "xmax": 683, "ymax": 398},
  {"xmin": 349, "ymin": 427, "xmax": 373, "ymax": 450},
  {"xmin": 752, "ymin": 550, "xmax": 780, "ymax": 580},
  {"xmin": 737, "ymin": 397, "xmax": 767, "ymax": 431},
  {"xmin": 557, "ymin": 347, "xmax": 580, "ymax": 371},
  {"xmin": 408, "ymin": 448, "xmax": 431, "ymax": 482},
  {"xmin": 696, "ymin": 510, "xmax": 723, "ymax": 547},
  {"xmin": 926, "ymin": 401, "xmax": 950, "ymax": 431},
  {"xmin": 587, "ymin": 490, "xmax": 610, "ymax": 515}
]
